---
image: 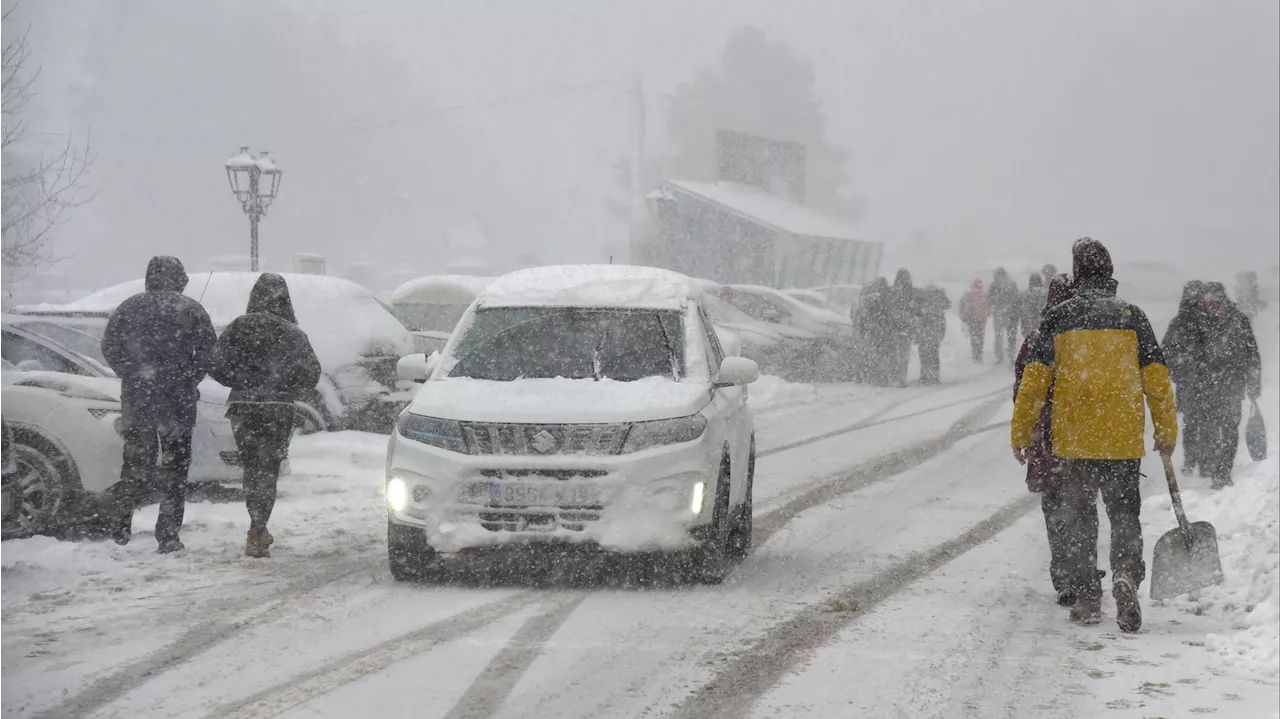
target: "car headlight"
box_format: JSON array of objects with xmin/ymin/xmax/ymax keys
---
[
  {"xmin": 387, "ymin": 477, "xmax": 408, "ymax": 513},
  {"xmin": 396, "ymin": 413, "xmax": 467, "ymax": 454},
  {"xmin": 620, "ymin": 414, "xmax": 707, "ymax": 454}
]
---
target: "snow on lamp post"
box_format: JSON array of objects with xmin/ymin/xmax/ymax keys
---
[{"xmin": 224, "ymin": 146, "xmax": 283, "ymax": 272}]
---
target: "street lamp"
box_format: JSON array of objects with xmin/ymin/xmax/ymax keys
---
[{"xmin": 224, "ymin": 145, "xmax": 283, "ymax": 272}]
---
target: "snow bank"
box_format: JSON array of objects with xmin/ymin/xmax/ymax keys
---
[
  {"xmin": 477, "ymin": 265, "xmax": 698, "ymax": 310},
  {"xmin": 748, "ymin": 375, "xmax": 822, "ymax": 410}
]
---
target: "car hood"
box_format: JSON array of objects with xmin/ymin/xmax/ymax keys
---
[
  {"xmin": 408, "ymin": 376, "xmax": 712, "ymax": 424},
  {"xmin": 3, "ymin": 370, "xmax": 230, "ymax": 406}
]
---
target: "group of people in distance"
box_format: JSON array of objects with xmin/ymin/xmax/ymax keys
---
[{"xmin": 1009, "ymin": 237, "xmax": 1262, "ymax": 634}]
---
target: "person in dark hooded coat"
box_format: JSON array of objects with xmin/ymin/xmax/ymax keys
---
[
  {"xmin": 989, "ymin": 267, "xmax": 1020, "ymax": 363},
  {"xmin": 854, "ymin": 278, "xmax": 895, "ymax": 385},
  {"xmin": 100, "ymin": 256, "xmax": 217, "ymax": 552},
  {"xmin": 212, "ymin": 274, "xmax": 321, "ymax": 558},
  {"xmin": 1020, "ymin": 274, "xmax": 1048, "ymax": 340},
  {"xmin": 1194, "ymin": 282, "xmax": 1261, "ymax": 489},
  {"xmin": 915, "ymin": 286, "xmax": 951, "ymax": 385},
  {"xmin": 886, "ymin": 269, "xmax": 919, "ymax": 386},
  {"xmin": 1162, "ymin": 280, "xmax": 1209, "ymax": 475}
]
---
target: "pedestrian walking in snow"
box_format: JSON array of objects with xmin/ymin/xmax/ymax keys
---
[
  {"xmin": 1012, "ymin": 238, "xmax": 1179, "ymax": 632},
  {"xmin": 211, "ymin": 274, "xmax": 321, "ymax": 558},
  {"xmin": 916, "ymin": 286, "xmax": 950, "ymax": 385},
  {"xmin": 855, "ymin": 278, "xmax": 895, "ymax": 386},
  {"xmin": 1234, "ymin": 271, "xmax": 1265, "ymax": 319},
  {"xmin": 100, "ymin": 256, "xmax": 217, "ymax": 553},
  {"xmin": 1020, "ymin": 274, "xmax": 1048, "ymax": 341},
  {"xmin": 1162, "ymin": 280, "xmax": 1209, "ymax": 476},
  {"xmin": 989, "ymin": 268, "xmax": 1020, "ymax": 364},
  {"xmin": 958, "ymin": 280, "xmax": 990, "ymax": 363},
  {"xmin": 1014, "ymin": 274, "xmax": 1097, "ymax": 606},
  {"xmin": 887, "ymin": 269, "xmax": 919, "ymax": 386},
  {"xmin": 1192, "ymin": 282, "xmax": 1261, "ymax": 489}
]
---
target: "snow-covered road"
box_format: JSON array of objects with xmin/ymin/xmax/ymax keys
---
[{"xmin": 3, "ymin": 347, "xmax": 1277, "ymax": 718}]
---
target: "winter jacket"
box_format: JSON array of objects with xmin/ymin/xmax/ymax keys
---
[
  {"xmin": 1012, "ymin": 275, "xmax": 1178, "ymax": 460},
  {"xmin": 101, "ymin": 256, "xmax": 217, "ymax": 432},
  {"xmin": 211, "ymin": 274, "xmax": 322, "ymax": 421},
  {"xmin": 888, "ymin": 269, "xmax": 919, "ymax": 338},
  {"xmin": 1162, "ymin": 281, "xmax": 1208, "ymax": 403},
  {"xmin": 959, "ymin": 282, "xmax": 989, "ymax": 325},
  {"xmin": 1020, "ymin": 278, "xmax": 1048, "ymax": 337},
  {"xmin": 1198, "ymin": 301, "xmax": 1262, "ymax": 401},
  {"xmin": 989, "ymin": 271, "xmax": 1019, "ymax": 321},
  {"xmin": 916, "ymin": 287, "xmax": 950, "ymax": 346}
]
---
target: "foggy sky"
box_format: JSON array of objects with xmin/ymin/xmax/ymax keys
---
[{"xmin": 10, "ymin": 0, "xmax": 1278, "ymax": 295}]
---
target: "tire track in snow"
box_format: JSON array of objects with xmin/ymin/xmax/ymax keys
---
[
  {"xmin": 440, "ymin": 593, "xmax": 590, "ymax": 719},
  {"xmin": 29, "ymin": 554, "xmax": 377, "ymax": 719},
  {"xmin": 756, "ymin": 397, "xmax": 1010, "ymax": 544},
  {"xmin": 669, "ymin": 493, "xmax": 1040, "ymax": 719},
  {"xmin": 208, "ymin": 590, "xmax": 553, "ymax": 719}
]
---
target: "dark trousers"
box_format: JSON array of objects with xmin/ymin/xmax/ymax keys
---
[
  {"xmin": 232, "ymin": 409, "xmax": 294, "ymax": 533},
  {"xmin": 1052, "ymin": 459, "xmax": 1144, "ymax": 600},
  {"xmin": 967, "ymin": 321, "xmax": 986, "ymax": 362},
  {"xmin": 1039, "ymin": 486, "xmax": 1071, "ymax": 593},
  {"xmin": 111, "ymin": 425, "xmax": 194, "ymax": 543},
  {"xmin": 1199, "ymin": 396, "xmax": 1243, "ymax": 482},
  {"xmin": 918, "ymin": 340, "xmax": 941, "ymax": 384},
  {"xmin": 891, "ymin": 335, "xmax": 911, "ymax": 386}
]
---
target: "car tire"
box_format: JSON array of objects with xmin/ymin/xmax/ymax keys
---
[
  {"xmin": 688, "ymin": 455, "xmax": 734, "ymax": 585},
  {"xmin": 292, "ymin": 402, "xmax": 326, "ymax": 436},
  {"xmin": 387, "ymin": 520, "xmax": 441, "ymax": 583},
  {"xmin": 3, "ymin": 431, "xmax": 77, "ymax": 540},
  {"xmin": 726, "ymin": 438, "xmax": 755, "ymax": 563}
]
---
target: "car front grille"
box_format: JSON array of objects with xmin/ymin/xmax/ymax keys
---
[{"xmin": 461, "ymin": 423, "xmax": 627, "ymax": 456}]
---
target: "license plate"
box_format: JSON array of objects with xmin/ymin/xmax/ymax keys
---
[{"xmin": 487, "ymin": 482, "xmax": 600, "ymax": 508}]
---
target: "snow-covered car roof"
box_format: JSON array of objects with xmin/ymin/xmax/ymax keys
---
[
  {"xmin": 477, "ymin": 265, "xmax": 701, "ymax": 310},
  {"xmin": 389, "ymin": 275, "xmax": 495, "ymax": 306},
  {"xmin": 19, "ymin": 273, "xmax": 413, "ymax": 370}
]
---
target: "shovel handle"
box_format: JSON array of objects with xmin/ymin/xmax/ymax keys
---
[{"xmin": 1161, "ymin": 453, "xmax": 1195, "ymax": 547}]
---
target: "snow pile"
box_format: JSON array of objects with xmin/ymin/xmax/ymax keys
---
[
  {"xmin": 1148, "ymin": 456, "xmax": 1280, "ymax": 680},
  {"xmin": 477, "ymin": 265, "xmax": 698, "ymax": 310}
]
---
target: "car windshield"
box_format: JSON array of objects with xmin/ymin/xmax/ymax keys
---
[
  {"xmin": 389, "ymin": 303, "xmax": 471, "ymax": 333},
  {"xmin": 725, "ymin": 292, "xmax": 793, "ymax": 324},
  {"xmin": 15, "ymin": 321, "xmax": 112, "ymax": 372},
  {"xmin": 448, "ymin": 307, "xmax": 685, "ymax": 382}
]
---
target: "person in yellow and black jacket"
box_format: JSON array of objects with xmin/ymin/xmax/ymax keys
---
[{"xmin": 1012, "ymin": 238, "xmax": 1178, "ymax": 634}]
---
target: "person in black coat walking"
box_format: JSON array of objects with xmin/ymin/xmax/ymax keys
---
[
  {"xmin": 1196, "ymin": 282, "xmax": 1262, "ymax": 489},
  {"xmin": 989, "ymin": 267, "xmax": 1020, "ymax": 363},
  {"xmin": 916, "ymin": 286, "xmax": 950, "ymax": 385},
  {"xmin": 887, "ymin": 269, "xmax": 919, "ymax": 387},
  {"xmin": 101, "ymin": 256, "xmax": 217, "ymax": 553},
  {"xmin": 1162, "ymin": 280, "xmax": 1209, "ymax": 476},
  {"xmin": 212, "ymin": 274, "xmax": 321, "ymax": 557}
]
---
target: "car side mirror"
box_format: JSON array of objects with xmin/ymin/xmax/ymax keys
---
[
  {"xmin": 16, "ymin": 359, "xmax": 44, "ymax": 372},
  {"xmin": 397, "ymin": 352, "xmax": 440, "ymax": 384},
  {"xmin": 714, "ymin": 356, "xmax": 760, "ymax": 388}
]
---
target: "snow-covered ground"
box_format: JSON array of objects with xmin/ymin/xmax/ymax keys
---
[{"xmin": 2, "ymin": 315, "xmax": 1276, "ymax": 719}]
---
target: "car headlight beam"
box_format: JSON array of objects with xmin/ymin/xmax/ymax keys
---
[{"xmin": 387, "ymin": 477, "xmax": 408, "ymax": 513}]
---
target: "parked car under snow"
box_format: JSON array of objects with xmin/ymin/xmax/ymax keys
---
[
  {"xmin": 14, "ymin": 273, "xmax": 415, "ymax": 433},
  {"xmin": 385, "ymin": 274, "xmax": 494, "ymax": 355}
]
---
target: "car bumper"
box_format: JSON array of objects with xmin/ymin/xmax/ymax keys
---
[{"xmin": 386, "ymin": 430, "xmax": 721, "ymax": 554}]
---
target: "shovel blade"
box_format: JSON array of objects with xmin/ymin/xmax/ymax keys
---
[{"xmin": 1150, "ymin": 521, "xmax": 1224, "ymax": 600}]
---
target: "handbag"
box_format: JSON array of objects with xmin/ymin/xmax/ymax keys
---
[{"xmin": 1246, "ymin": 400, "xmax": 1267, "ymax": 461}]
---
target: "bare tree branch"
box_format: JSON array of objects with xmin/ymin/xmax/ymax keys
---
[{"xmin": 2, "ymin": 4, "xmax": 92, "ymax": 271}]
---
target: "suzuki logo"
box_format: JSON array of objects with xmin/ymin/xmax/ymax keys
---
[{"xmin": 529, "ymin": 429, "xmax": 559, "ymax": 454}]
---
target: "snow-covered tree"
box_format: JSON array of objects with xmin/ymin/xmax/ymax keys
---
[
  {"xmin": 2, "ymin": 5, "xmax": 92, "ymax": 272},
  {"xmin": 662, "ymin": 27, "xmax": 858, "ymax": 219}
]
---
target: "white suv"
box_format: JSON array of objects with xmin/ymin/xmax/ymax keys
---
[{"xmin": 386, "ymin": 265, "xmax": 759, "ymax": 583}]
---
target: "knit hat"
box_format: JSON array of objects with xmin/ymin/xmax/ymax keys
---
[{"xmin": 1072, "ymin": 237, "xmax": 1113, "ymax": 281}]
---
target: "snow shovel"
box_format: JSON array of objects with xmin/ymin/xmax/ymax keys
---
[{"xmin": 1150, "ymin": 453, "xmax": 1224, "ymax": 600}]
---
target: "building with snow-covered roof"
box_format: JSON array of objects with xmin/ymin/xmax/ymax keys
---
[{"xmin": 646, "ymin": 178, "xmax": 883, "ymax": 290}]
